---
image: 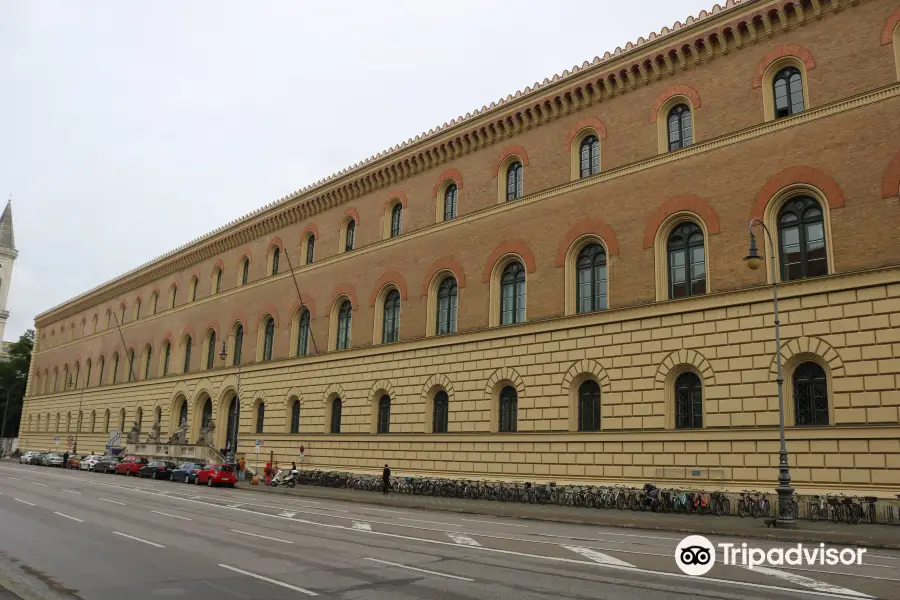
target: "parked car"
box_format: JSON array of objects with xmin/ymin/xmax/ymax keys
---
[
  {"xmin": 19, "ymin": 451, "xmax": 39, "ymax": 464},
  {"xmin": 42, "ymin": 453, "xmax": 65, "ymax": 467},
  {"xmin": 93, "ymin": 456, "xmax": 120, "ymax": 474},
  {"xmin": 139, "ymin": 460, "xmax": 176, "ymax": 480},
  {"xmin": 80, "ymin": 455, "xmax": 103, "ymax": 471},
  {"xmin": 67, "ymin": 455, "xmax": 85, "ymax": 469},
  {"xmin": 30, "ymin": 453, "xmax": 48, "ymax": 465},
  {"xmin": 195, "ymin": 464, "xmax": 236, "ymax": 487},
  {"xmin": 170, "ymin": 462, "xmax": 202, "ymax": 484},
  {"xmin": 116, "ymin": 456, "xmax": 149, "ymax": 476}
]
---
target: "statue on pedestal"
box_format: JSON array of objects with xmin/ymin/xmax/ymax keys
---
[
  {"xmin": 126, "ymin": 421, "xmax": 140, "ymax": 444},
  {"xmin": 198, "ymin": 419, "xmax": 216, "ymax": 444},
  {"xmin": 146, "ymin": 421, "xmax": 161, "ymax": 443},
  {"xmin": 169, "ymin": 420, "xmax": 188, "ymax": 444}
]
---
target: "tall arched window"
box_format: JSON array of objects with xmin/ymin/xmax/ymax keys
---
[
  {"xmin": 436, "ymin": 276, "xmax": 458, "ymax": 335},
  {"xmin": 579, "ymin": 135, "xmax": 600, "ymax": 178},
  {"xmin": 162, "ymin": 342, "xmax": 170, "ymax": 376},
  {"xmin": 500, "ymin": 262, "xmax": 526, "ymax": 325},
  {"xmin": 214, "ymin": 268, "xmax": 222, "ymax": 294},
  {"xmin": 578, "ymin": 380, "xmax": 601, "ymax": 431},
  {"xmin": 183, "ymin": 336, "xmax": 192, "ymax": 373},
  {"xmin": 190, "ymin": 277, "xmax": 198, "ymax": 301},
  {"xmin": 63, "ymin": 364, "xmax": 69, "ymax": 388},
  {"xmin": 206, "ymin": 332, "xmax": 217, "ymax": 370},
  {"xmin": 499, "ymin": 386, "xmax": 518, "ymax": 432},
  {"xmin": 256, "ymin": 402, "xmax": 265, "ymax": 434},
  {"xmin": 104, "ymin": 409, "xmax": 110, "ymax": 432},
  {"xmin": 794, "ymin": 362, "xmax": 828, "ymax": 425},
  {"xmin": 382, "ymin": 290, "xmax": 400, "ymax": 343},
  {"xmin": 119, "ymin": 407, "xmax": 126, "ymax": 431},
  {"xmin": 262, "ymin": 318, "xmax": 275, "ymax": 360},
  {"xmin": 778, "ymin": 196, "xmax": 827, "ymax": 281},
  {"xmin": 98, "ymin": 357, "xmax": 105, "ymax": 386},
  {"xmin": 112, "ymin": 353, "xmax": 119, "ymax": 384},
  {"xmin": 233, "ymin": 324, "xmax": 243, "ymax": 365},
  {"xmin": 271, "ymin": 247, "xmax": 280, "ymax": 276},
  {"xmin": 85, "ymin": 360, "xmax": 92, "ymax": 389},
  {"xmin": 144, "ymin": 345, "xmax": 152, "ymax": 379},
  {"xmin": 306, "ymin": 235, "xmax": 315, "ymax": 265},
  {"xmin": 667, "ymin": 222, "xmax": 706, "ymax": 299},
  {"xmin": 297, "ymin": 309, "xmax": 311, "ymax": 356},
  {"xmin": 345, "ymin": 220, "xmax": 356, "ymax": 252},
  {"xmin": 390, "ymin": 204, "xmax": 402, "ymax": 238},
  {"xmin": 336, "ymin": 301, "xmax": 352, "ymax": 350},
  {"xmin": 773, "ymin": 66, "xmax": 804, "ymax": 118},
  {"xmin": 290, "ymin": 400, "xmax": 300, "ymax": 434},
  {"xmin": 170, "ymin": 285, "xmax": 177, "ymax": 308},
  {"xmin": 377, "ymin": 395, "xmax": 391, "ymax": 434},
  {"xmin": 667, "ymin": 104, "xmax": 693, "ymax": 151},
  {"xmin": 674, "ymin": 372, "xmax": 703, "ymax": 429},
  {"xmin": 330, "ymin": 398, "xmax": 342, "ymax": 433},
  {"xmin": 443, "ymin": 184, "xmax": 458, "ymax": 221},
  {"xmin": 576, "ymin": 244, "xmax": 607, "ymax": 313},
  {"xmin": 433, "ymin": 391, "xmax": 449, "ymax": 433},
  {"xmin": 506, "ymin": 161, "xmax": 523, "ymax": 201},
  {"xmin": 241, "ymin": 259, "xmax": 249, "ymax": 285},
  {"xmin": 151, "ymin": 292, "xmax": 158, "ymax": 314}
]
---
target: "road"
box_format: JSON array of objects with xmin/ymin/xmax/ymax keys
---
[{"xmin": 0, "ymin": 462, "xmax": 897, "ymax": 600}]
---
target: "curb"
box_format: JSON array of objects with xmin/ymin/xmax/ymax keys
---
[{"xmin": 237, "ymin": 483, "xmax": 900, "ymax": 551}]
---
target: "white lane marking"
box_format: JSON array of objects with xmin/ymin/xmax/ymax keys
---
[
  {"xmin": 14, "ymin": 498, "xmax": 35, "ymax": 506},
  {"xmin": 31, "ymin": 482, "xmax": 48, "ymax": 487},
  {"xmin": 461, "ymin": 518, "xmax": 527, "ymax": 527},
  {"xmin": 151, "ymin": 510, "xmax": 192, "ymax": 521},
  {"xmin": 747, "ymin": 565, "xmax": 871, "ymax": 598},
  {"xmin": 447, "ymin": 533, "xmax": 481, "ymax": 547},
  {"xmin": 364, "ymin": 558, "xmax": 474, "ymax": 582},
  {"xmin": 3, "ymin": 466, "xmax": 885, "ymax": 598},
  {"xmin": 61, "ymin": 489, "xmax": 82, "ymax": 495},
  {"xmin": 399, "ymin": 517, "xmax": 461, "ymax": 526},
  {"xmin": 218, "ymin": 564, "xmax": 317, "ymax": 596},
  {"xmin": 54, "ymin": 512, "xmax": 84, "ymax": 523},
  {"xmin": 112, "ymin": 532, "xmax": 165, "ymax": 548},
  {"xmin": 230, "ymin": 529, "xmax": 293, "ymax": 544},
  {"xmin": 7, "ymin": 476, "xmax": 21, "ymax": 480},
  {"xmin": 98, "ymin": 498, "xmax": 126, "ymax": 506},
  {"xmin": 563, "ymin": 546, "xmax": 635, "ymax": 567},
  {"xmin": 279, "ymin": 511, "xmax": 296, "ymax": 518},
  {"xmin": 352, "ymin": 521, "xmax": 372, "ymax": 531}
]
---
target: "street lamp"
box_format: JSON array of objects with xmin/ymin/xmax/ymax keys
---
[
  {"xmin": 745, "ymin": 218, "xmax": 795, "ymax": 526},
  {"xmin": 0, "ymin": 381, "xmax": 23, "ymax": 454},
  {"xmin": 68, "ymin": 371, "xmax": 87, "ymax": 456},
  {"xmin": 219, "ymin": 335, "xmax": 243, "ymax": 465}
]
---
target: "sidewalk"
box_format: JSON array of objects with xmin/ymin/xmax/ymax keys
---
[{"xmin": 236, "ymin": 481, "xmax": 900, "ymax": 550}]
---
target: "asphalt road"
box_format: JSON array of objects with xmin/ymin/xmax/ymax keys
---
[{"xmin": 1, "ymin": 463, "xmax": 897, "ymax": 600}]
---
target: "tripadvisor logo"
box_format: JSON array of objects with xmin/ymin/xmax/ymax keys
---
[{"xmin": 675, "ymin": 535, "xmax": 716, "ymax": 576}]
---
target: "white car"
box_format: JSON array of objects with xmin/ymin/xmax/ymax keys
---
[
  {"xmin": 80, "ymin": 455, "xmax": 102, "ymax": 471},
  {"xmin": 19, "ymin": 451, "xmax": 38, "ymax": 464}
]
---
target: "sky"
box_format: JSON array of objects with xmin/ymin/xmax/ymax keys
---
[{"xmin": 0, "ymin": 0, "xmax": 718, "ymax": 340}]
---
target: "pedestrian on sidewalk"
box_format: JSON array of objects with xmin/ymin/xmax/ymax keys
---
[
  {"xmin": 382, "ymin": 463, "xmax": 391, "ymax": 495},
  {"xmin": 238, "ymin": 456, "xmax": 246, "ymax": 482},
  {"xmin": 62, "ymin": 451, "xmax": 69, "ymax": 469}
]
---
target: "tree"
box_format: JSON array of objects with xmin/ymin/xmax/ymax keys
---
[{"xmin": 0, "ymin": 329, "xmax": 33, "ymax": 438}]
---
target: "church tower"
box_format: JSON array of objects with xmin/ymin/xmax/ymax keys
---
[{"xmin": 0, "ymin": 200, "xmax": 17, "ymax": 344}]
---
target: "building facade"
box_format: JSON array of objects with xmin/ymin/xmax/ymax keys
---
[{"xmin": 18, "ymin": 0, "xmax": 900, "ymax": 493}]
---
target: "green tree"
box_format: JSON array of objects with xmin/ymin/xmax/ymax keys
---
[{"xmin": 0, "ymin": 329, "xmax": 33, "ymax": 437}]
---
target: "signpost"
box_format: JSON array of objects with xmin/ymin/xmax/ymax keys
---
[
  {"xmin": 66, "ymin": 436, "xmax": 74, "ymax": 450},
  {"xmin": 108, "ymin": 430, "xmax": 122, "ymax": 449},
  {"xmin": 55, "ymin": 436, "xmax": 60, "ymax": 448},
  {"xmin": 255, "ymin": 439, "xmax": 262, "ymax": 470}
]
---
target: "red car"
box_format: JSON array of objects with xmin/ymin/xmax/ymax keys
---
[
  {"xmin": 195, "ymin": 464, "xmax": 237, "ymax": 487},
  {"xmin": 116, "ymin": 456, "xmax": 149, "ymax": 476}
]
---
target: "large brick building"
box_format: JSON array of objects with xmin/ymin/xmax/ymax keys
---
[{"xmin": 19, "ymin": 0, "xmax": 900, "ymax": 493}]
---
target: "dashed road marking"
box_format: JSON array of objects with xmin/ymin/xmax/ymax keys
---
[
  {"xmin": 461, "ymin": 518, "xmax": 527, "ymax": 527},
  {"xmin": 747, "ymin": 566, "xmax": 871, "ymax": 598},
  {"xmin": 112, "ymin": 532, "xmax": 165, "ymax": 548},
  {"xmin": 365, "ymin": 558, "xmax": 474, "ymax": 582},
  {"xmin": 14, "ymin": 498, "xmax": 34, "ymax": 506},
  {"xmin": 352, "ymin": 521, "xmax": 372, "ymax": 531},
  {"xmin": 447, "ymin": 533, "xmax": 481, "ymax": 546},
  {"xmin": 218, "ymin": 564, "xmax": 317, "ymax": 596},
  {"xmin": 98, "ymin": 498, "xmax": 126, "ymax": 506},
  {"xmin": 54, "ymin": 512, "xmax": 84, "ymax": 523},
  {"xmin": 563, "ymin": 546, "xmax": 635, "ymax": 567},
  {"xmin": 230, "ymin": 529, "xmax": 293, "ymax": 544},
  {"xmin": 151, "ymin": 510, "xmax": 191, "ymax": 521},
  {"xmin": 31, "ymin": 482, "xmax": 47, "ymax": 487},
  {"xmin": 61, "ymin": 489, "xmax": 82, "ymax": 495}
]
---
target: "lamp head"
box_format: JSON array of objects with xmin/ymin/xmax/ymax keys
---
[
  {"xmin": 219, "ymin": 341, "xmax": 227, "ymax": 361},
  {"xmin": 744, "ymin": 232, "xmax": 762, "ymax": 271}
]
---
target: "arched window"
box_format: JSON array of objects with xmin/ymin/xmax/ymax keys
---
[
  {"xmin": 794, "ymin": 362, "xmax": 828, "ymax": 425},
  {"xmin": 151, "ymin": 292, "xmax": 158, "ymax": 314},
  {"xmin": 580, "ymin": 135, "xmax": 600, "ymax": 177},
  {"xmin": 499, "ymin": 386, "xmax": 518, "ymax": 433},
  {"xmin": 306, "ymin": 235, "xmax": 315, "ymax": 265},
  {"xmin": 134, "ymin": 299, "xmax": 141, "ymax": 320},
  {"xmin": 336, "ymin": 301, "xmax": 352, "ymax": 350},
  {"xmin": 85, "ymin": 360, "xmax": 92, "ymax": 389},
  {"xmin": 290, "ymin": 400, "xmax": 300, "ymax": 434},
  {"xmin": 63, "ymin": 364, "xmax": 69, "ymax": 388},
  {"xmin": 576, "ymin": 244, "xmax": 607, "ymax": 313},
  {"xmin": 241, "ymin": 259, "xmax": 249, "ymax": 285},
  {"xmin": 98, "ymin": 357, "xmax": 106, "ymax": 386},
  {"xmin": 297, "ymin": 309, "xmax": 311, "ymax": 356},
  {"xmin": 262, "ymin": 318, "xmax": 275, "ymax": 360},
  {"xmin": 666, "ymin": 104, "xmax": 692, "ymax": 151},
  {"xmin": 436, "ymin": 277, "xmax": 458, "ymax": 335},
  {"xmin": 90, "ymin": 410, "xmax": 96, "ymax": 433},
  {"xmin": 773, "ymin": 66, "xmax": 804, "ymax": 118},
  {"xmin": 206, "ymin": 332, "xmax": 217, "ymax": 370},
  {"xmin": 214, "ymin": 268, "xmax": 222, "ymax": 294},
  {"xmin": 390, "ymin": 204, "xmax": 402, "ymax": 238},
  {"xmin": 233, "ymin": 324, "xmax": 243, "ymax": 365},
  {"xmin": 345, "ymin": 220, "xmax": 356, "ymax": 252},
  {"xmin": 506, "ymin": 161, "xmax": 523, "ymax": 201},
  {"xmin": 201, "ymin": 400, "xmax": 212, "ymax": 429},
  {"xmin": 500, "ymin": 262, "xmax": 526, "ymax": 325},
  {"xmin": 778, "ymin": 196, "xmax": 827, "ymax": 281},
  {"xmin": 433, "ymin": 391, "xmax": 449, "ymax": 433},
  {"xmin": 144, "ymin": 345, "xmax": 152, "ymax": 379},
  {"xmin": 256, "ymin": 402, "xmax": 265, "ymax": 434},
  {"xmin": 377, "ymin": 395, "xmax": 391, "ymax": 434},
  {"xmin": 162, "ymin": 342, "xmax": 170, "ymax": 376},
  {"xmin": 112, "ymin": 353, "xmax": 120, "ymax": 384},
  {"xmin": 271, "ymin": 247, "xmax": 280, "ymax": 276},
  {"xmin": 330, "ymin": 398, "xmax": 342, "ymax": 433},
  {"xmin": 443, "ymin": 184, "xmax": 458, "ymax": 221},
  {"xmin": 382, "ymin": 290, "xmax": 400, "ymax": 344},
  {"xmin": 119, "ymin": 407, "xmax": 126, "ymax": 431},
  {"xmin": 104, "ymin": 409, "xmax": 110, "ymax": 432},
  {"xmin": 183, "ymin": 336, "xmax": 192, "ymax": 373},
  {"xmin": 190, "ymin": 277, "xmax": 198, "ymax": 301},
  {"xmin": 170, "ymin": 285, "xmax": 177, "ymax": 309},
  {"xmin": 578, "ymin": 380, "xmax": 601, "ymax": 431},
  {"xmin": 135, "ymin": 407, "xmax": 143, "ymax": 433},
  {"xmin": 674, "ymin": 372, "xmax": 703, "ymax": 429},
  {"xmin": 667, "ymin": 222, "xmax": 706, "ymax": 299}
]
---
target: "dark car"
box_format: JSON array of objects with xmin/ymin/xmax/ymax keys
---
[
  {"xmin": 170, "ymin": 462, "xmax": 202, "ymax": 484},
  {"xmin": 30, "ymin": 453, "xmax": 48, "ymax": 465},
  {"xmin": 138, "ymin": 460, "xmax": 176, "ymax": 480},
  {"xmin": 94, "ymin": 456, "xmax": 120, "ymax": 474}
]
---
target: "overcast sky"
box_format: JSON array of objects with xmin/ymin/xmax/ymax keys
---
[{"xmin": 0, "ymin": 0, "xmax": 717, "ymax": 340}]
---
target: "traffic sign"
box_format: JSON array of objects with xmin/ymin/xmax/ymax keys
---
[
  {"xmin": 55, "ymin": 436, "xmax": 60, "ymax": 447},
  {"xmin": 255, "ymin": 439, "xmax": 263, "ymax": 448}
]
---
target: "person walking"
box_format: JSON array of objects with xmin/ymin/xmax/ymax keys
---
[
  {"xmin": 382, "ymin": 463, "xmax": 391, "ymax": 495},
  {"xmin": 62, "ymin": 451, "xmax": 69, "ymax": 470},
  {"xmin": 237, "ymin": 456, "xmax": 246, "ymax": 482}
]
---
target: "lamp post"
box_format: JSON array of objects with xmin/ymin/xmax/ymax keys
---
[
  {"xmin": 0, "ymin": 382, "xmax": 23, "ymax": 454},
  {"xmin": 68, "ymin": 371, "xmax": 87, "ymax": 457},
  {"xmin": 744, "ymin": 218, "xmax": 795, "ymax": 526},
  {"xmin": 219, "ymin": 335, "xmax": 243, "ymax": 465}
]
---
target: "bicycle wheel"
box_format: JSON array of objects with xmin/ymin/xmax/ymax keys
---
[
  {"xmin": 750, "ymin": 502, "xmax": 758, "ymax": 519},
  {"xmin": 721, "ymin": 498, "xmax": 731, "ymax": 516},
  {"xmin": 549, "ymin": 490, "xmax": 558, "ymax": 504},
  {"xmin": 737, "ymin": 500, "xmax": 746, "ymax": 518},
  {"xmin": 616, "ymin": 494, "xmax": 626, "ymax": 511},
  {"xmin": 849, "ymin": 504, "xmax": 862, "ymax": 525},
  {"xmin": 565, "ymin": 494, "xmax": 574, "ymax": 508}
]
